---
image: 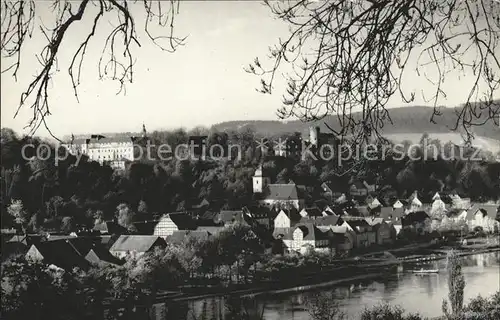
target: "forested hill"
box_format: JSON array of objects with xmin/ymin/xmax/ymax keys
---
[{"xmin": 211, "ymin": 105, "xmax": 500, "ymax": 139}]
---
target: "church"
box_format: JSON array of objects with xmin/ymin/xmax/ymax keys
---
[{"xmin": 252, "ymin": 165, "xmax": 306, "ymax": 210}]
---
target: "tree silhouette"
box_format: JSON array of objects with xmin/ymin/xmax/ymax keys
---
[
  {"xmin": 1, "ymin": 0, "xmax": 185, "ymax": 136},
  {"xmin": 248, "ymin": 0, "xmax": 500, "ymax": 143}
]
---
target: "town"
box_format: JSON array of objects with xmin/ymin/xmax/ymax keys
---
[
  {"xmin": 2, "ymin": 125, "xmax": 499, "ymax": 270},
  {"xmin": 2, "ymin": 0, "xmax": 500, "ymax": 319}
]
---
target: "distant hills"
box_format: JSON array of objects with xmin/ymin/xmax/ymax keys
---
[
  {"xmin": 63, "ymin": 105, "xmax": 499, "ymax": 151},
  {"xmin": 212, "ymin": 105, "xmax": 500, "ymax": 152},
  {"xmin": 211, "ymin": 105, "xmax": 500, "ymax": 138}
]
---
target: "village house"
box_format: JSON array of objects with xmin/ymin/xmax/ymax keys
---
[
  {"xmin": 243, "ymin": 205, "xmax": 276, "ymax": 228},
  {"xmin": 324, "ymin": 225, "xmax": 354, "ymax": 253},
  {"xmin": 153, "ymin": 212, "xmax": 197, "ymax": 238},
  {"xmin": 365, "ymin": 218, "xmax": 395, "ymax": 245},
  {"xmin": 407, "ymin": 191, "xmax": 423, "ymax": 213},
  {"xmin": 84, "ymin": 245, "xmax": 124, "ymax": 267},
  {"xmin": 259, "ymin": 183, "xmax": 306, "ymax": 210},
  {"xmin": 273, "ymin": 208, "xmax": 302, "ymax": 229},
  {"xmin": 432, "ymin": 192, "xmax": 453, "ymax": 206},
  {"xmin": 368, "ymin": 197, "xmax": 382, "ymax": 209},
  {"xmin": 342, "ymin": 219, "xmax": 376, "ymax": 248},
  {"xmin": 402, "ymin": 211, "xmax": 431, "ymax": 235},
  {"xmin": 445, "ymin": 208, "xmax": 468, "ymax": 222},
  {"xmin": 109, "ymin": 235, "xmax": 166, "ymax": 259},
  {"xmin": 430, "ymin": 194, "xmax": 447, "ymax": 218},
  {"xmin": 315, "ymin": 214, "xmax": 344, "ymax": 228},
  {"xmin": 466, "ymin": 205, "xmax": 499, "ymax": 233},
  {"xmin": 281, "ymin": 223, "xmax": 335, "ymax": 254},
  {"xmin": 451, "ymin": 194, "xmax": 471, "ymax": 209},
  {"xmin": 299, "ymin": 207, "xmax": 324, "ymax": 219},
  {"xmin": 25, "ymin": 239, "xmax": 108, "ymax": 271},
  {"xmin": 216, "ymin": 210, "xmax": 251, "ymax": 226},
  {"xmin": 379, "ymin": 207, "xmax": 404, "ymax": 233},
  {"xmin": 392, "ymin": 199, "xmax": 407, "ymax": 209}
]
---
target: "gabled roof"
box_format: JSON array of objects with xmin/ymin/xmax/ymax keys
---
[
  {"xmin": 468, "ymin": 205, "xmax": 498, "ymax": 220},
  {"xmin": 132, "ymin": 220, "xmax": 157, "ymax": 234},
  {"xmin": 315, "ymin": 215, "xmax": 343, "ymax": 227},
  {"xmin": 402, "ymin": 211, "xmax": 430, "ymax": 226},
  {"xmin": 480, "ymin": 205, "xmax": 499, "ymax": 220},
  {"xmin": 280, "ymin": 208, "xmax": 302, "ymax": 222},
  {"xmin": 392, "ymin": 199, "xmax": 408, "ymax": 206},
  {"xmin": 167, "ymin": 213, "xmax": 198, "ymax": 230},
  {"xmin": 345, "ymin": 219, "xmax": 371, "ymax": 233},
  {"xmin": 27, "ymin": 240, "xmax": 91, "ymax": 271},
  {"xmin": 288, "ymin": 224, "xmax": 332, "ymax": 241},
  {"xmin": 6, "ymin": 234, "xmax": 43, "ymax": 245},
  {"xmin": 109, "ymin": 235, "xmax": 166, "ymax": 252},
  {"xmin": 407, "ymin": 191, "xmax": 419, "ymax": 202},
  {"xmin": 302, "ymin": 207, "xmax": 323, "ymax": 217},
  {"xmin": 265, "ymin": 183, "xmax": 304, "ymax": 201},
  {"xmin": 85, "ymin": 246, "xmax": 124, "ymax": 266}
]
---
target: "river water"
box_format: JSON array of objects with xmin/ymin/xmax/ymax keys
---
[{"xmin": 159, "ymin": 252, "xmax": 500, "ymax": 320}]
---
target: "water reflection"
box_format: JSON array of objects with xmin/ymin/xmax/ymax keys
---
[{"xmin": 159, "ymin": 252, "xmax": 499, "ymax": 320}]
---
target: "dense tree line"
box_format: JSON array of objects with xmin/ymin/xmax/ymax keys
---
[{"xmin": 1, "ymin": 128, "xmax": 499, "ymax": 233}]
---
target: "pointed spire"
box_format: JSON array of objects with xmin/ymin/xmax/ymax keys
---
[{"xmin": 142, "ymin": 123, "xmax": 147, "ymax": 138}]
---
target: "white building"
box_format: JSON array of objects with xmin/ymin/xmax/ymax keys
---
[{"xmin": 61, "ymin": 124, "xmax": 148, "ymax": 170}]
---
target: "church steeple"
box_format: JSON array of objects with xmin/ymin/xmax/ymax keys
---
[{"xmin": 141, "ymin": 123, "xmax": 147, "ymax": 138}]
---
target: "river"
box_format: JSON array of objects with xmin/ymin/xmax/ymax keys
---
[{"xmin": 157, "ymin": 252, "xmax": 500, "ymax": 320}]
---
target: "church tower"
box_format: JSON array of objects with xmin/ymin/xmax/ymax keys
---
[
  {"xmin": 253, "ymin": 164, "xmax": 269, "ymax": 193},
  {"xmin": 141, "ymin": 123, "xmax": 147, "ymax": 138}
]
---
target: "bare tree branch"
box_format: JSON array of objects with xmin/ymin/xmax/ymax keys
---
[
  {"xmin": 1, "ymin": 0, "xmax": 186, "ymax": 138},
  {"xmin": 247, "ymin": 0, "xmax": 500, "ymax": 144}
]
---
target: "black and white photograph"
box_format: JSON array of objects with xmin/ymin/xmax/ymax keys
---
[{"xmin": 1, "ymin": 0, "xmax": 500, "ymax": 319}]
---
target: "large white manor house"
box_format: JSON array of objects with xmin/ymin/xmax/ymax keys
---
[{"xmin": 61, "ymin": 125, "xmax": 148, "ymax": 170}]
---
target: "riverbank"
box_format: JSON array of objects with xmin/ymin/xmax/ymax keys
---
[{"xmin": 160, "ymin": 245, "xmax": 500, "ymax": 304}]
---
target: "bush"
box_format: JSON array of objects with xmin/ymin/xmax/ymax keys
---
[{"xmin": 360, "ymin": 304, "xmax": 423, "ymax": 320}]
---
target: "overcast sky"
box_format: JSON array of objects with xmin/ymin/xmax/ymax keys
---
[{"xmin": 1, "ymin": 1, "xmax": 498, "ymax": 138}]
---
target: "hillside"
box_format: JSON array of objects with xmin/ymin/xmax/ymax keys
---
[{"xmin": 211, "ymin": 105, "xmax": 500, "ymax": 141}]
